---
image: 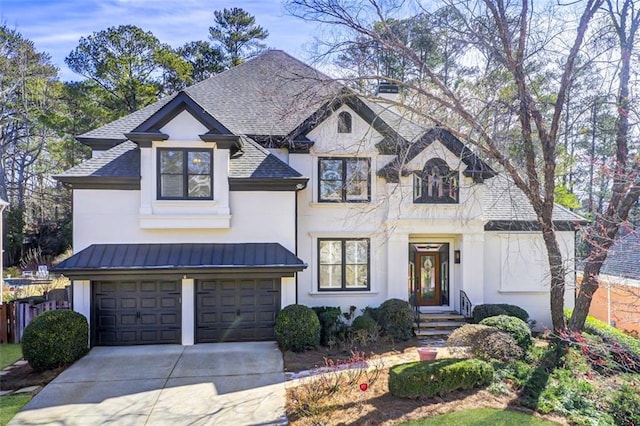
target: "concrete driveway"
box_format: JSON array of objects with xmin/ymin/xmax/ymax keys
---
[{"xmin": 9, "ymin": 342, "xmax": 286, "ymax": 426}]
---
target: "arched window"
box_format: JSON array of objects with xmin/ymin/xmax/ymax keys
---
[
  {"xmin": 337, "ymin": 111, "xmax": 352, "ymax": 133},
  {"xmin": 413, "ymin": 158, "xmax": 458, "ymax": 204}
]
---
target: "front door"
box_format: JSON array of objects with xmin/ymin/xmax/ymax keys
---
[{"xmin": 416, "ymin": 252, "xmax": 440, "ymax": 306}]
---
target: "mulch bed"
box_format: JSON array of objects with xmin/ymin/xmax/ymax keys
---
[{"xmin": 0, "ymin": 362, "xmax": 64, "ymax": 391}]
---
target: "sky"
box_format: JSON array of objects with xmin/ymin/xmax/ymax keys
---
[{"xmin": 0, "ymin": 0, "xmax": 322, "ymax": 81}]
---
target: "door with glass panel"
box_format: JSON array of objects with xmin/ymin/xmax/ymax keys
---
[{"xmin": 416, "ymin": 252, "xmax": 440, "ymax": 306}]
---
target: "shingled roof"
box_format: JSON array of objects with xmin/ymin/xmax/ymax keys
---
[
  {"xmin": 55, "ymin": 137, "xmax": 304, "ymax": 189},
  {"xmin": 600, "ymin": 229, "xmax": 640, "ymax": 281},
  {"xmin": 81, "ymin": 50, "xmax": 339, "ymax": 140},
  {"xmin": 483, "ymin": 174, "xmax": 586, "ymax": 230}
]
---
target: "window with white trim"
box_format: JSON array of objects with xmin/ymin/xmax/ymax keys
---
[
  {"xmin": 318, "ymin": 157, "xmax": 370, "ymax": 202},
  {"xmin": 157, "ymin": 148, "xmax": 213, "ymax": 200},
  {"xmin": 318, "ymin": 238, "xmax": 370, "ymax": 291}
]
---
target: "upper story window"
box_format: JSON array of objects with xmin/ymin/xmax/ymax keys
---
[
  {"xmin": 413, "ymin": 158, "xmax": 458, "ymax": 204},
  {"xmin": 158, "ymin": 148, "xmax": 213, "ymax": 200},
  {"xmin": 319, "ymin": 157, "xmax": 370, "ymax": 202},
  {"xmin": 337, "ymin": 111, "xmax": 352, "ymax": 133},
  {"xmin": 318, "ymin": 238, "xmax": 370, "ymax": 291}
]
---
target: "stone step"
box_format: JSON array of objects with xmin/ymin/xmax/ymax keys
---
[
  {"xmin": 415, "ymin": 320, "xmax": 466, "ymax": 329},
  {"xmin": 418, "ymin": 313, "xmax": 467, "ymax": 321},
  {"xmin": 415, "ymin": 328, "xmax": 454, "ymax": 337}
]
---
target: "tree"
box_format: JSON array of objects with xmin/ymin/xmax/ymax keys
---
[
  {"xmin": 285, "ymin": 0, "xmax": 636, "ymax": 330},
  {"xmin": 65, "ymin": 25, "xmax": 192, "ymax": 115},
  {"xmin": 177, "ymin": 41, "xmax": 225, "ymax": 82},
  {"xmin": 209, "ymin": 8, "xmax": 269, "ymax": 67},
  {"xmin": 0, "ymin": 25, "xmax": 59, "ymax": 265},
  {"xmin": 569, "ymin": 0, "xmax": 640, "ymax": 330}
]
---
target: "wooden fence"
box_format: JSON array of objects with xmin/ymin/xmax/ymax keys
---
[{"xmin": 0, "ymin": 300, "xmax": 70, "ymax": 344}]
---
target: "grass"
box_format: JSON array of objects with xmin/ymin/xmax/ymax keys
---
[
  {"xmin": 0, "ymin": 394, "xmax": 31, "ymax": 426},
  {"xmin": 400, "ymin": 408, "xmax": 559, "ymax": 425},
  {"xmin": 0, "ymin": 344, "xmax": 22, "ymax": 369}
]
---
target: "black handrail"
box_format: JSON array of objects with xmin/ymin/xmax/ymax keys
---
[
  {"xmin": 459, "ymin": 290, "xmax": 473, "ymax": 319},
  {"xmin": 410, "ymin": 282, "xmax": 420, "ymax": 329}
]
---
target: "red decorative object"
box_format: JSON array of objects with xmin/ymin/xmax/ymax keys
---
[
  {"xmin": 359, "ymin": 383, "xmax": 368, "ymax": 391},
  {"xmin": 417, "ymin": 347, "xmax": 438, "ymax": 361}
]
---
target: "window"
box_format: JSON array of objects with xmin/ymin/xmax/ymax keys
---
[
  {"xmin": 318, "ymin": 238, "xmax": 369, "ymax": 290},
  {"xmin": 158, "ymin": 148, "xmax": 213, "ymax": 200},
  {"xmin": 319, "ymin": 158, "xmax": 370, "ymax": 202},
  {"xmin": 413, "ymin": 158, "xmax": 458, "ymax": 204},
  {"xmin": 337, "ymin": 111, "xmax": 352, "ymax": 133}
]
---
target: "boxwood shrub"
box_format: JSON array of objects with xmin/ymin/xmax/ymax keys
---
[
  {"xmin": 275, "ymin": 304, "xmax": 320, "ymax": 352},
  {"xmin": 22, "ymin": 309, "xmax": 89, "ymax": 372},
  {"xmin": 311, "ymin": 306, "xmax": 344, "ymax": 346},
  {"xmin": 472, "ymin": 304, "xmax": 529, "ymax": 323},
  {"xmin": 378, "ymin": 298, "xmax": 414, "ymax": 341},
  {"xmin": 351, "ymin": 314, "xmax": 377, "ymax": 332},
  {"xmin": 480, "ymin": 315, "xmax": 532, "ymax": 349},
  {"xmin": 389, "ymin": 358, "xmax": 494, "ymax": 398}
]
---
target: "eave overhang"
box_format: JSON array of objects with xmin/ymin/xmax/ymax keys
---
[
  {"xmin": 75, "ymin": 137, "xmax": 126, "ymax": 151},
  {"xmin": 54, "ymin": 176, "xmax": 140, "ymax": 190},
  {"xmin": 229, "ymin": 177, "xmax": 309, "ymax": 191},
  {"xmin": 124, "ymin": 132, "xmax": 169, "ymax": 147}
]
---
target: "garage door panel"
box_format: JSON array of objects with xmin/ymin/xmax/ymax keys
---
[
  {"xmin": 93, "ymin": 280, "xmax": 181, "ymax": 346},
  {"xmin": 196, "ymin": 278, "xmax": 280, "ymax": 343}
]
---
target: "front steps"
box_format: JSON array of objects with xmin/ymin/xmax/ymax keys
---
[{"xmin": 414, "ymin": 311, "xmax": 468, "ymax": 338}]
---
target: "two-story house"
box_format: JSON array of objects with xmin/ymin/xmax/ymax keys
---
[{"xmin": 54, "ymin": 50, "xmax": 582, "ymax": 346}]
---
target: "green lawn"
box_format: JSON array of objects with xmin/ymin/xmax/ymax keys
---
[
  {"xmin": 0, "ymin": 344, "xmax": 22, "ymax": 369},
  {"xmin": 401, "ymin": 408, "xmax": 559, "ymax": 426},
  {"xmin": 0, "ymin": 394, "xmax": 31, "ymax": 426}
]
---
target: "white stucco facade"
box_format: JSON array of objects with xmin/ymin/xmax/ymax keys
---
[{"xmin": 67, "ymin": 97, "xmax": 579, "ymax": 344}]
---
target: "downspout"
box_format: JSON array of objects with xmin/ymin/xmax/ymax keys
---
[{"xmin": 295, "ymin": 190, "xmax": 299, "ymax": 305}]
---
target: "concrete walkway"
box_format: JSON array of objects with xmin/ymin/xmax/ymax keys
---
[{"xmin": 9, "ymin": 342, "xmax": 286, "ymax": 426}]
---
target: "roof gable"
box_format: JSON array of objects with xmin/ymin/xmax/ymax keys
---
[
  {"xmin": 378, "ymin": 128, "xmax": 496, "ymax": 183},
  {"xmin": 132, "ymin": 91, "xmax": 231, "ymax": 135}
]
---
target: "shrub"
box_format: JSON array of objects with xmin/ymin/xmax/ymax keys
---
[
  {"xmin": 567, "ymin": 309, "xmax": 640, "ymax": 356},
  {"xmin": 312, "ymin": 306, "xmax": 345, "ymax": 346},
  {"xmin": 22, "ymin": 309, "xmax": 88, "ymax": 372},
  {"xmin": 389, "ymin": 358, "xmax": 494, "ymax": 398},
  {"xmin": 471, "ymin": 331, "xmax": 524, "ymax": 362},
  {"xmin": 447, "ymin": 324, "xmax": 497, "ymax": 347},
  {"xmin": 377, "ymin": 298, "xmax": 414, "ymax": 341},
  {"xmin": 473, "ymin": 304, "xmax": 529, "ymax": 323},
  {"xmin": 610, "ymin": 384, "xmax": 640, "ymax": 426},
  {"xmin": 362, "ymin": 306, "xmax": 380, "ymax": 322},
  {"xmin": 480, "ymin": 315, "xmax": 532, "ymax": 349},
  {"xmin": 275, "ymin": 304, "xmax": 320, "ymax": 352},
  {"xmin": 351, "ymin": 314, "xmax": 377, "ymax": 332}
]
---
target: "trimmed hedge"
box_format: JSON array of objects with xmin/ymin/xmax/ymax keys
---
[
  {"xmin": 275, "ymin": 304, "xmax": 320, "ymax": 352},
  {"xmin": 378, "ymin": 298, "xmax": 414, "ymax": 341},
  {"xmin": 389, "ymin": 358, "xmax": 494, "ymax": 398},
  {"xmin": 480, "ymin": 315, "xmax": 532, "ymax": 349},
  {"xmin": 22, "ymin": 309, "xmax": 88, "ymax": 372},
  {"xmin": 473, "ymin": 304, "xmax": 529, "ymax": 323}
]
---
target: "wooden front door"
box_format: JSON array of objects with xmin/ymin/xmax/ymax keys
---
[{"xmin": 416, "ymin": 252, "xmax": 440, "ymax": 306}]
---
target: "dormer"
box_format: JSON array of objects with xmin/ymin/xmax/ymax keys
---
[{"xmin": 133, "ymin": 92, "xmax": 240, "ymax": 229}]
